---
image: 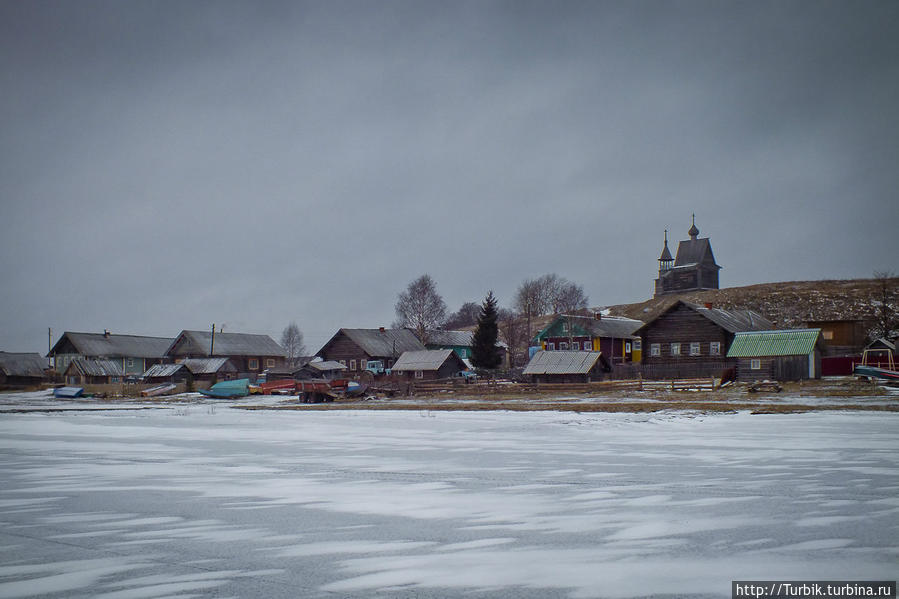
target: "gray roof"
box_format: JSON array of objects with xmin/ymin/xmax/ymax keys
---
[
  {"xmin": 50, "ymin": 332, "xmax": 173, "ymax": 359},
  {"xmin": 392, "ymin": 349, "xmax": 464, "ymax": 372},
  {"xmin": 693, "ymin": 303, "xmax": 773, "ymax": 333},
  {"xmin": 168, "ymin": 331, "xmax": 285, "ymax": 358},
  {"xmin": 67, "ymin": 358, "xmax": 124, "ymax": 377},
  {"xmin": 0, "ymin": 352, "xmax": 47, "ymax": 377},
  {"xmin": 142, "ymin": 363, "xmax": 187, "ymax": 378},
  {"xmin": 327, "ymin": 329, "xmax": 426, "ymax": 358},
  {"xmin": 535, "ymin": 314, "xmax": 643, "ymax": 343},
  {"xmin": 523, "ymin": 350, "xmax": 604, "ymax": 375},
  {"xmin": 181, "ymin": 357, "xmax": 235, "ymax": 374},
  {"xmin": 308, "ymin": 360, "xmax": 347, "ymax": 372},
  {"xmin": 674, "ymin": 238, "xmax": 719, "ymax": 269},
  {"xmin": 425, "ymin": 330, "xmax": 474, "ymax": 347}
]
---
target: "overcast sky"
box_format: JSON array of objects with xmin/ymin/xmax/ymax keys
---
[{"xmin": 2, "ymin": 0, "xmax": 897, "ymax": 356}]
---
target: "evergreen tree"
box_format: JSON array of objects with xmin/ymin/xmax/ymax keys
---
[{"xmin": 471, "ymin": 291, "xmax": 502, "ymax": 369}]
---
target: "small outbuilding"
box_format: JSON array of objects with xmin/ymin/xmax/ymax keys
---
[
  {"xmin": 391, "ymin": 349, "xmax": 468, "ymax": 380},
  {"xmin": 142, "ymin": 363, "xmax": 193, "ymax": 384},
  {"xmin": 295, "ymin": 360, "xmax": 348, "ymax": 381},
  {"xmin": 0, "ymin": 352, "xmax": 47, "ymax": 388},
  {"xmin": 522, "ymin": 350, "xmax": 611, "ymax": 383},
  {"xmin": 64, "ymin": 358, "xmax": 125, "ymax": 385},
  {"xmin": 727, "ymin": 329, "xmax": 823, "ymax": 381}
]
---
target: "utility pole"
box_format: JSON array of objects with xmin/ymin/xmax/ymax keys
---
[
  {"xmin": 210, "ymin": 323, "xmax": 216, "ymax": 356},
  {"xmin": 48, "ymin": 328, "xmax": 52, "ymax": 368}
]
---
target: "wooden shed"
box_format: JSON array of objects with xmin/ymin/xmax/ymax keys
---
[
  {"xmin": 0, "ymin": 352, "xmax": 47, "ymax": 388},
  {"xmin": 522, "ymin": 350, "xmax": 611, "ymax": 383},
  {"xmin": 64, "ymin": 359, "xmax": 124, "ymax": 385},
  {"xmin": 391, "ymin": 350, "xmax": 468, "ymax": 380},
  {"xmin": 727, "ymin": 329, "xmax": 823, "ymax": 381}
]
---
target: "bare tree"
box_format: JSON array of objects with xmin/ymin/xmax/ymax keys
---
[
  {"xmin": 513, "ymin": 273, "xmax": 590, "ymax": 341},
  {"xmin": 394, "ymin": 274, "xmax": 447, "ymax": 345},
  {"xmin": 280, "ymin": 322, "xmax": 306, "ymax": 367},
  {"xmin": 551, "ymin": 280, "xmax": 589, "ymax": 314},
  {"xmin": 869, "ymin": 271, "xmax": 898, "ymax": 341},
  {"xmin": 444, "ymin": 302, "xmax": 482, "ymax": 329},
  {"xmin": 497, "ymin": 307, "xmax": 527, "ymax": 369}
]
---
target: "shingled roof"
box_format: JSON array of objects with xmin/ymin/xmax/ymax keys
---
[
  {"xmin": 523, "ymin": 350, "xmax": 608, "ymax": 375},
  {"xmin": 321, "ymin": 329, "xmax": 426, "ymax": 358},
  {"xmin": 49, "ymin": 332, "xmax": 173, "ymax": 359},
  {"xmin": 166, "ymin": 331, "xmax": 285, "ymax": 358},
  {"xmin": 392, "ymin": 349, "xmax": 466, "ymax": 372},
  {"xmin": 0, "ymin": 352, "xmax": 47, "ymax": 378}
]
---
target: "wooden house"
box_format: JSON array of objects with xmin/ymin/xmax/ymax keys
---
[
  {"xmin": 636, "ymin": 300, "xmax": 773, "ymax": 379},
  {"xmin": 294, "ymin": 360, "xmax": 348, "ymax": 381},
  {"xmin": 64, "ymin": 358, "xmax": 124, "ymax": 385},
  {"xmin": 49, "ymin": 331, "xmax": 172, "ymax": 376},
  {"xmin": 166, "ymin": 331, "xmax": 285, "ymax": 376},
  {"xmin": 654, "ymin": 217, "xmax": 721, "ymax": 297},
  {"xmin": 391, "ymin": 349, "xmax": 468, "ymax": 380},
  {"xmin": 522, "ymin": 350, "xmax": 611, "ymax": 383},
  {"xmin": 424, "ymin": 330, "xmax": 510, "ymax": 368},
  {"xmin": 316, "ymin": 328, "xmax": 426, "ymax": 374},
  {"xmin": 533, "ymin": 314, "xmax": 643, "ymax": 364},
  {"xmin": 727, "ymin": 329, "xmax": 823, "ymax": 381},
  {"xmin": 0, "ymin": 352, "xmax": 47, "ymax": 388},
  {"xmin": 804, "ymin": 319, "xmax": 867, "ymax": 356}
]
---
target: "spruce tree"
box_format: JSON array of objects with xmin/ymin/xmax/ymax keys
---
[{"xmin": 471, "ymin": 291, "xmax": 502, "ymax": 369}]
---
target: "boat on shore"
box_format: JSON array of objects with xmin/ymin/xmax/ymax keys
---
[
  {"xmin": 53, "ymin": 386, "xmax": 84, "ymax": 398},
  {"xmin": 140, "ymin": 383, "xmax": 177, "ymax": 397},
  {"xmin": 853, "ymin": 349, "xmax": 899, "ymax": 384},
  {"xmin": 198, "ymin": 378, "xmax": 250, "ymax": 399}
]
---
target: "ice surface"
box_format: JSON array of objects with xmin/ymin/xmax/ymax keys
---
[{"xmin": 0, "ymin": 401, "xmax": 896, "ymax": 598}]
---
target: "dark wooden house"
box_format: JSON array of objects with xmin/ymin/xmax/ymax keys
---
[
  {"xmin": 805, "ymin": 319, "xmax": 867, "ymax": 356},
  {"xmin": 522, "ymin": 350, "xmax": 611, "ymax": 383},
  {"xmin": 316, "ymin": 328, "xmax": 426, "ymax": 374},
  {"xmin": 166, "ymin": 331, "xmax": 285, "ymax": 376},
  {"xmin": 0, "ymin": 352, "xmax": 47, "ymax": 388},
  {"xmin": 636, "ymin": 300, "xmax": 773, "ymax": 379},
  {"xmin": 727, "ymin": 329, "xmax": 823, "ymax": 381},
  {"xmin": 391, "ymin": 349, "xmax": 468, "ymax": 380},
  {"xmin": 654, "ymin": 217, "xmax": 721, "ymax": 297}
]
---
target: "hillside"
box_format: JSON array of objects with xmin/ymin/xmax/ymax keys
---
[{"xmin": 606, "ymin": 278, "xmax": 899, "ymax": 332}]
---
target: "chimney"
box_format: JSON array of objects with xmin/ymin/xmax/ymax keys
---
[
  {"xmin": 704, "ymin": 302, "xmax": 713, "ymax": 309},
  {"xmin": 379, "ymin": 327, "xmax": 386, "ymax": 333}
]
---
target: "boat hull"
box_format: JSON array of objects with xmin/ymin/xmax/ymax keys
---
[{"xmin": 854, "ymin": 365, "xmax": 899, "ymax": 382}]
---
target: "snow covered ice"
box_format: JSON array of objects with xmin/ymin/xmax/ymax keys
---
[{"xmin": 0, "ymin": 400, "xmax": 896, "ymax": 598}]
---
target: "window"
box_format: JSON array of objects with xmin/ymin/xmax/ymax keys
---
[
  {"xmin": 459, "ymin": 349, "xmax": 467, "ymax": 358},
  {"xmin": 571, "ymin": 342, "xmax": 580, "ymax": 351},
  {"xmin": 339, "ymin": 360, "xmax": 346, "ymax": 366},
  {"xmin": 127, "ymin": 358, "xmax": 134, "ymax": 368},
  {"xmin": 650, "ymin": 343, "xmax": 661, "ymax": 357},
  {"xmin": 547, "ymin": 343, "xmax": 555, "ymax": 351},
  {"xmin": 266, "ymin": 358, "xmax": 276, "ymax": 368},
  {"xmin": 350, "ymin": 359, "xmax": 357, "ymax": 371},
  {"xmin": 625, "ymin": 342, "xmax": 632, "ymax": 353},
  {"xmin": 634, "ymin": 339, "xmax": 642, "ymax": 351},
  {"xmin": 671, "ymin": 343, "xmax": 681, "ymax": 356},
  {"xmin": 823, "ymin": 330, "xmax": 834, "ymax": 340},
  {"xmin": 415, "ymin": 370, "xmax": 423, "ymax": 379},
  {"xmin": 710, "ymin": 342, "xmax": 721, "ymax": 356},
  {"xmin": 248, "ymin": 358, "xmax": 259, "ymax": 370},
  {"xmin": 690, "ymin": 342, "xmax": 701, "ymax": 356},
  {"xmin": 562, "ymin": 322, "xmax": 568, "ymax": 332},
  {"xmin": 559, "ymin": 342, "xmax": 569, "ymax": 350},
  {"xmin": 751, "ymin": 358, "xmax": 761, "ymax": 370}
]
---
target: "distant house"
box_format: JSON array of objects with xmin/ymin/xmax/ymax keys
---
[
  {"xmin": 654, "ymin": 217, "xmax": 721, "ymax": 297},
  {"xmin": 534, "ymin": 314, "xmax": 643, "ymax": 364},
  {"xmin": 166, "ymin": 331, "xmax": 285, "ymax": 375},
  {"xmin": 49, "ymin": 331, "xmax": 172, "ymax": 376},
  {"xmin": 64, "ymin": 358, "xmax": 124, "ymax": 385},
  {"xmin": 423, "ymin": 330, "xmax": 510, "ymax": 368},
  {"xmin": 522, "ymin": 350, "xmax": 611, "ymax": 384},
  {"xmin": 635, "ymin": 300, "xmax": 773, "ymax": 379},
  {"xmin": 0, "ymin": 352, "xmax": 47, "ymax": 388},
  {"xmin": 391, "ymin": 349, "xmax": 468, "ymax": 380},
  {"xmin": 316, "ymin": 328, "xmax": 426, "ymax": 374},
  {"xmin": 295, "ymin": 360, "xmax": 348, "ymax": 380},
  {"xmin": 727, "ymin": 329, "xmax": 823, "ymax": 382}
]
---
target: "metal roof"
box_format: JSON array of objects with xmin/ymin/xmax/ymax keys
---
[
  {"xmin": 727, "ymin": 329, "xmax": 821, "ymax": 358},
  {"xmin": 142, "ymin": 363, "xmax": 186, "ymax": 378},
  {"xmin": 308, "ymin": 360, "xmax": 347, "ymax": 372},
  {"xmin": 67, "ymin": 359, "xmax": 124, "ymax": 377},
  {"xmin": 181, "ymin": 357, "xmax": 234, "ymax": 374},
  {"xmin": 50, "ymin": 332, "xmax": 173, "ymax": 359},
  {"xmin": 168, "ymin": 331, "xmax": 285, "ymax": 357},
  {"xmin": 0, "ymin": 352, "xmax": 47, "ymax": 377},
  {"xmin": 523, "ymin": 350, "xmax": 604, "ymax": 375},
  {"xmin": 330, "ymin": 329, "xmax": 426, "ymax": 358},
  {"xmin": 535, "ymin": 315, "xmax": 643, "ymax": 342},
  {"xmin": 392, "ymin": 349, "xmax": 463, "ymax": 372}
]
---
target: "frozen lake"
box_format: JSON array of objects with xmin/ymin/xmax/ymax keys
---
[{"xmin": 0, "ymin": 403, "xmax": 896, "ymax": 598}]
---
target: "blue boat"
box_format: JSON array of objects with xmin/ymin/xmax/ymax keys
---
[
  {"xmin": 198, "ymin": 378, "xmax": 250, "ymax": 399},
  {"xmin": 54, "ymin": 387, "xmax": 84, "ymax": 398}
]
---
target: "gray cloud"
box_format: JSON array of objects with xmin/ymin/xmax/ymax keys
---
[{"xmin": 2, "ymin": 0, "xmax": 897, "ymax": 354}]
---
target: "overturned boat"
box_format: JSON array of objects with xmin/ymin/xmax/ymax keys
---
[{"xmin": 198, "ymin": 378, "xmax": 250, "ymax": 399}]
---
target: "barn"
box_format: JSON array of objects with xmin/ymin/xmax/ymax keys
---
[
  {"xmin": 391, "ymin": 350, "xmax": 468, "ymax": 380},
  {"xmin": 522, "ymin": 350, "xmax": 611, "ymax": 383},
  {"xmin": 727, "ymin": 329, "xmax": 823, "ymax": 381}
]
